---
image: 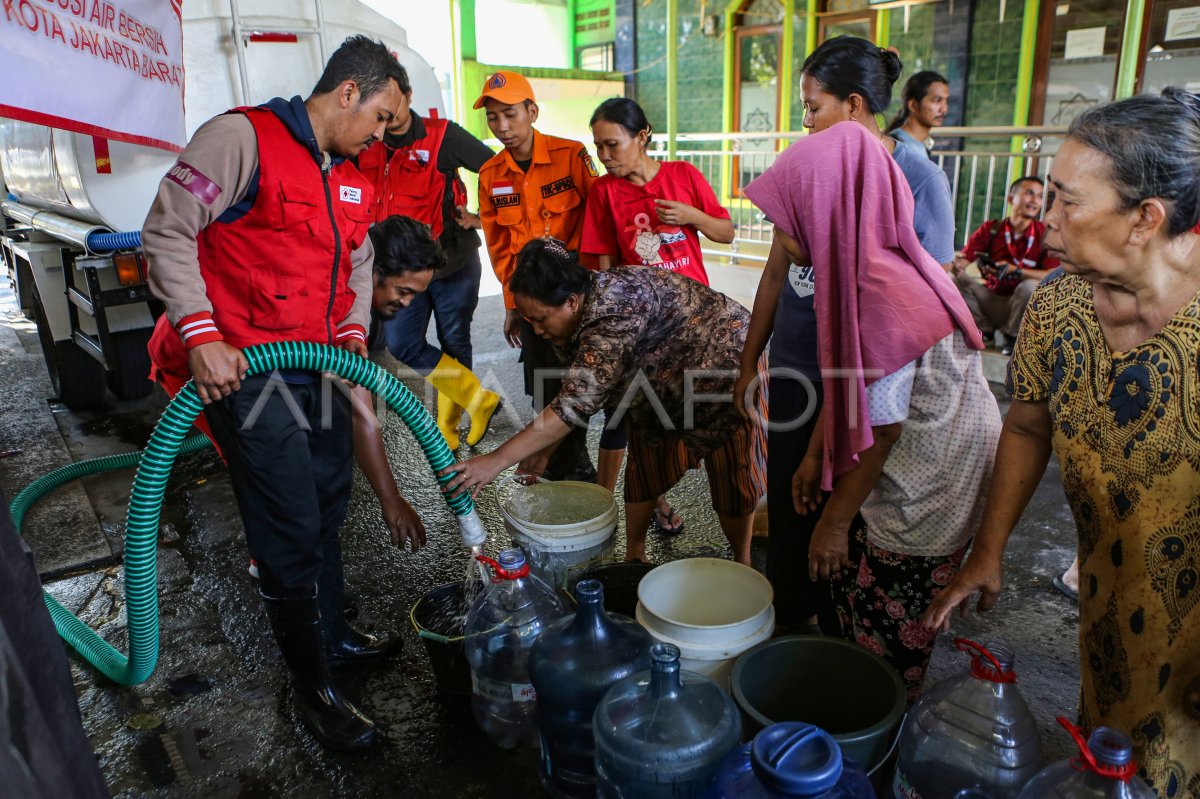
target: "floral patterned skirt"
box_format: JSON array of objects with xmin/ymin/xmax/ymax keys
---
[{"xmin": 829, "ymin": 527, "xmax": 968, "ymax": 702}]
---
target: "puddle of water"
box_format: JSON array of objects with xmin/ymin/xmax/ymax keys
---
[{"xmin": 75, "ymin": 411, "xmax": 157, "ymax": 449}]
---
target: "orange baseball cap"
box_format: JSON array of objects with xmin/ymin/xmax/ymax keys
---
[{"xmin": 473, "ymin": 71, "xmax": 536, "ymax": 109}]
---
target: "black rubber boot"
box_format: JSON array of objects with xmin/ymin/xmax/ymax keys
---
[
  {"xmin": 342, "ymin": 592, "xmax": 360, "ymax": 620},
  {"xmin": 318, "ymin": 538, "xmax": 402, "ymax": 666},
  {"xmin": 262, "ymin": 591, "xmax": 379, "ymax": 751}
]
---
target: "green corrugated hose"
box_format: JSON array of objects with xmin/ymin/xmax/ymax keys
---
[{"xmin": 9, "ymin": 341, "xmax": 484, "ymax": 686}]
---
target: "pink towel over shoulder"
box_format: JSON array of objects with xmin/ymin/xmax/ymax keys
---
[{"xmin": 743, "ymin": 121, "xmax": 983, "ymax": 489}]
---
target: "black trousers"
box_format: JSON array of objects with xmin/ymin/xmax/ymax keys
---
[
  {"xmin": 204, "ymin": 372, "xmax": 353, "ymax": 597},
  {"xmin": 766, "ymin": 375, "xmax": 829, "ymax": 626},
  {"xmin": 519, "ymin": 318, "xmax": 591, "ymax": 479}
]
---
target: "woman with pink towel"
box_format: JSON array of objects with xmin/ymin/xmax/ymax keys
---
[{"xmin": 740, "ymin": 114, "xmax": 1001, "ymax": 698}]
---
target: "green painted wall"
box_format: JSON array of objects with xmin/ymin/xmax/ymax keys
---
[
  {"xmin": 963, "ymin": 0, "xmax": 1026, "ymax": 127},
  {"xmin": 888, "ymin": 3, "xmax": 943, "ymax": 97},
  {"xmin": 625, "ymin": 0, "xmax": 1043, "ymax": 246},
  {"xmin": 459, "ymin": 60, "xmax": 624, "ymax": 143},
  {"xmin": 575, "ymin": 0, "xmax": 616, "ymax": 48},
  {"xmin": 634, "ymin": 0, "xmax": 726, "ymax": 135},
  {"xmin": 635, "ymin": 0, "xmax": 1030, "ymax": 136},
  {"xmin": 788, "ymin": 12, "xmax": 809, "ymax": 130},
  {"xmin": 634, "ymin": 0, "xmax": 669, "ymax": 134},
  {"xmin": 951, "ymin": 0, "xmax": 1028, "ymax": 242},
  {"xmin": 632, "ymin": 2, "xmax": 849, "ymax": 135}
]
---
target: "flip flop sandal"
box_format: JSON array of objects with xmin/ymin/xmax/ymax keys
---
[
  {"xmin": 649, "ymin": 507, "xmax": 685, "ymax": 537},
  {"xmin": 1052, "ymin": 575, "xmax": 1079, "ymax": 602}
]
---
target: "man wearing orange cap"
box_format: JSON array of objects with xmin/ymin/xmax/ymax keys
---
[{"xmin": 476, "ymin": 70, "xmax": 598, "ymax": 480}]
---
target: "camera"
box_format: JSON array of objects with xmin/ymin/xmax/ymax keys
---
[
  {"xmin": 977, "ymin": 253, "xmax": 1020, "ymax": 281},
  {"xmin": 996, "ymin": 263, "xmax": 1021, "ymax": 281}
]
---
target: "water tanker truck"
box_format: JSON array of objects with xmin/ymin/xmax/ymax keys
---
[{"xmin": 0, "ymin": 0, "xmax": 443, "ymax": 409}]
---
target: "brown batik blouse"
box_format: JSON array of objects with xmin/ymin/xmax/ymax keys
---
[{"xmin": 548, "ymin": 266, "xmax": 751, "ymax": 456}]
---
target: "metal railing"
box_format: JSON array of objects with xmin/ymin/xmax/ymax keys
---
[{"xmin": 649, "ymin": 126, "xmax": 1067, "ymax": 265}]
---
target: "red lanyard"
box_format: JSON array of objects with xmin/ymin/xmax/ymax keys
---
[{"xmin": 1003, "ymin": 222, "xmax": 1038, "ymax": 268}]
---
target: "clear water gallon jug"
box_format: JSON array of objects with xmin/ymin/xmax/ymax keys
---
[
  {"xmin": 715, "ymin": 722, "xmax": 876, "ymax": 798},
  {"xmin": 463, "ymin": 548, "xmax": 567, "ymax": 749},
  {"xmin": 893, "ymin": 639, "xmax": 1043, "ymax": 799},
  {"xmin": 529, "ymin": 579, "xmax": 653, "ymax": 799},
  {"xmin": 593, "ymin": 642, "xmax": 742, "ymax": 799},
  {"xmin": 1017, "ymin": 719, "xmax": 1155, "ymax": 798}
]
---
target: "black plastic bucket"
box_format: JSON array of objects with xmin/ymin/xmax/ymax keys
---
[
  {"xmin": 569, "ymin": 561, "xmax": 656, "ymax": 619},
  {"xmin": 730, "ymin": 635, "xmax": 906, "ymax": 773},
  {"xmin": 410, "ymin": 582, "xmax": 472, "ymax": 697}
]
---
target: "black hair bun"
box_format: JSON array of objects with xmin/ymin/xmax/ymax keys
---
[{"xmin": 881, "ymin": 47, "xmax": 903, "ymax": 84}]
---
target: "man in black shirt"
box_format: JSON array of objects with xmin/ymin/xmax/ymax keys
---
[{"xmin": 357, "ymin": 69, "xmax": 500, "ymax": 449}]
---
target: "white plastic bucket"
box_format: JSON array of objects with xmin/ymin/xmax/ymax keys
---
[
  {"xmin": 635, "ymin": 558, "xmax": 775, "ymax": 689},
  {"xmin": 499, "ymin": 477, "xmax": 618, "ymax": 589}
]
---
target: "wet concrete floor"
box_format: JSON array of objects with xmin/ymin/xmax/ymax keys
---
[{"xmin": 1, "ymin": 292, "xmax": 1081, "ymax": 797}]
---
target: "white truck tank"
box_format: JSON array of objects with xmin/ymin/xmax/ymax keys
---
[{"xmin": 0, "ymin": 0, "xmax": 444, "ymax": 233}]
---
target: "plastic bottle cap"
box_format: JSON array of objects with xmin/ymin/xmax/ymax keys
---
[
  {"xmin": 751, "ymin": 722, "xmax": 842, "ymax": 795},
  {"xmin": 476, "ymin": 549, "xmax": 530, "ymax": 581},
  {"xmin": 1056, "ymin": 717, "xmax": 1137, "ymax": 782},
  {"xmin": 1089, "ymin": 727, "xmax": 1134, "ymax": 767},
  {"xmin": 955, "ymin": 638, "xmax": 1017, "ymax": 683},
  {"xmin": 498, "ymin": 549, "xmax": 526, "ymax": 570},
  {"xmin": 981, "ymin": 641, "xmax": 1015, "ymax": 670}
]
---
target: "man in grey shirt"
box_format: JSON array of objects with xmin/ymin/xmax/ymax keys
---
[
  {"xmin": 887, "ymin": 71, "xmax": 950, "ymax": 157},
  {"xmin": 891, "ymin": 137, "xmax": 956, "ymax": 267}
]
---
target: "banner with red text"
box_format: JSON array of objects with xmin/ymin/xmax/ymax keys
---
[{"xmin": 0, "ymin": 0, "xmax": 185, "ymax": 151}]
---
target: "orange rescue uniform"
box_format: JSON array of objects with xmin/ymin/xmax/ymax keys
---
[{"xmin": 478, "ymin": 129, "xmax": 597, "ymax": 308}]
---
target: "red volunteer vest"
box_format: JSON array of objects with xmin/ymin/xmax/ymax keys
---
[
  {"xmin": 357, "ymin": 116, "xmax": 460, "ymax": 237},
  {"xmin": 149, "ymin": 106, "xmax": 373, "ymax": 377}
]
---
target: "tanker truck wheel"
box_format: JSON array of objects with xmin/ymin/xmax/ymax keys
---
[
  {"xmin": 105, "ymin": 329, "xmax": 153, "ymax": 401},
  {"xmin": 32, "ymin": 285, "xmax": 107, "ymax": 410}
]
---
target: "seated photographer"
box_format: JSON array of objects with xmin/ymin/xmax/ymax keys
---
[{"xmin": 951, "ymin": 176, "xmax": 1059, "ymax": 354}]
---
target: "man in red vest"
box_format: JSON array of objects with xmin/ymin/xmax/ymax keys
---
[
  {"xmin": 142, "ymin": 36, "xmax": 404, "ymax": 752},
  {"xmin": 952, "ymin": 176, "xmax": 1060, "ymax": 354},
  {"xmin": 356, "ymin": 64, "xmax": 500, "ymax": 451}
]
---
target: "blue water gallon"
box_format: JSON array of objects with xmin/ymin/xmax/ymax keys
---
[
  {"xmin": 529, "ymin": 579, "xmax": 653, "ymax": 799},
  {"xmin": 593, "ymin": 642, "xmax": 742, "ymax": 799},
  {"xmin": 1017, "ymin": 720, "xmax": 1156, "ymax": 798},
  {"xmin": 715, "ymin": 722, "xmax": 876, "ymax": 798},
  {"xmin": 463, "ymin": 548, "xmax": 567, "ymax": 749},
  {"xmin": 892, "ymin": 639, "xmax": 1043, "ymax": 799}
]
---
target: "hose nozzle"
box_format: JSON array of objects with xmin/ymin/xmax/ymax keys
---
[{"xmin": 457, "ymin": 510, "xmax": 487, "ymax": 549}]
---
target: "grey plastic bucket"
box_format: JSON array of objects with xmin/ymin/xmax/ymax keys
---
[{"xmin": 730, "ymin": 635, "xmax": 906, "ymax": 772}]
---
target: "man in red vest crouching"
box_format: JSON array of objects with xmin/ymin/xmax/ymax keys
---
[
  {"xmin": 355, "ymin": 64, "xmax": 501, "ymax": 451},
  {"xmin": 141, "ymin": 36, "xmax": 405, "ymax": 751}
]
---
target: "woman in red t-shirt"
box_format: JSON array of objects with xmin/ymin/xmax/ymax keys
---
[
  {"xmin": 582, "ymin": 98, "xmax": 733, "ymax": 285},
  {"xmin": 582, "ymin": 98, "xmax": 735, "ymax": 538}
]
